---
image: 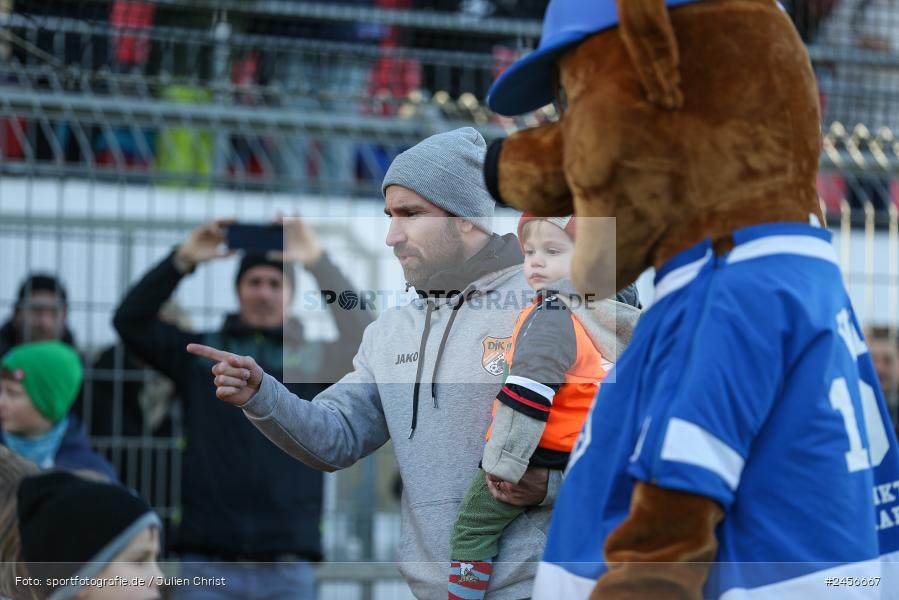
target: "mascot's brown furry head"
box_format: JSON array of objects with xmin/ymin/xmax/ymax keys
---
[{"xmin": 484, "ymin": 0, "xmax": 823, "ymax": 296}]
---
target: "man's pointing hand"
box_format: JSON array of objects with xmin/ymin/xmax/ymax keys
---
[{"xmin": 187, "ymin": 343, "xmax": 264, "ymax": 406}]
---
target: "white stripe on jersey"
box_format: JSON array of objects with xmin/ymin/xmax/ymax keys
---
[
  {"xmin": 505, "ymin": 375, "xmax": 557, "ymax": 404},
  {"xmin": 532, "ymin": 561, "xmax": 597, "ymax": 600},
  {"xmin": 727, "ymin": 235, "xmax": 839, "ymax": 267},
  {"xmin": 655, "ymin": 235, "xmax": 839, "ymax": 303},
  {"xmin": 654, "ymin": 249, "xmax": 713, "ymax": 302},
  {"xmin": 660, "ymin": 418, "xmax": 745, "ymax": 491}
]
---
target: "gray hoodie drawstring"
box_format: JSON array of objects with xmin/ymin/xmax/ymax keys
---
[
  {"xmin": 430, "ymin": 293, "xmax": 467, "ymax": 406},
  {"xmin": 409, "ymin": 300, "xmax": 435, "ymax": 439}
]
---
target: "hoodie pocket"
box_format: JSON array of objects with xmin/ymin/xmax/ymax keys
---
[
  {"xmin": 503, "ymin": 507, "xmax": 549, "ymax": 556},
  {"xmin": 398, "ymin": 497, "xmax": 549, "ymax": 597},
  {"xmin": 481, "ymin": 507, "xmax": 548, "ymax": 593},
  {"xmin": 399, "ymin": 497, "xmax": 464, "ymax": 560},
  {"xmin": 396, "ymin": 498, "xmax": 464, "ymax": 598}
]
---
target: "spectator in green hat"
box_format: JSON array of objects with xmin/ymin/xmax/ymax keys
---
[{"xmin": 0, "ymin": 341, "xmax": 115, "ymax": 480}]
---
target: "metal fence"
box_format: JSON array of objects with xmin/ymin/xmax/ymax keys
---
[
  {"xmin": 1, "ymin": 0, "xmax": 899, "ymax": 598},
  {"xmin": 0, "ymin": 0, "xmax": 546, "ymax": 197},
  {"xmin": 2, "ymin": 2, "xmax": 897, "ymax": 196}
]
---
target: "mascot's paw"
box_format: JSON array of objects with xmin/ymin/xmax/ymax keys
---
[{"xmin": 590, "ymin": 482, "xmax": 724, "ymax": 599}]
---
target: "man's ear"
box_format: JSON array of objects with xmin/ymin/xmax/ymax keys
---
[{"xmin": 456, "ymin": 218, "xmax": 476, "ymax": 234}]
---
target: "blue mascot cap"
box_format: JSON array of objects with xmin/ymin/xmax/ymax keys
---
[{"xmin": 487, "ymin": 0, "xmax": 707, "ymax": 117}]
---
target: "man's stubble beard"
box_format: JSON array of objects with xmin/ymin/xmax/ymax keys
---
[{"xmin": 403, "ymin": 221, "xmax": 466, "ymax": 290}]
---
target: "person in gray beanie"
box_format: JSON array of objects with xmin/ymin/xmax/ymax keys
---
[
  {"xmin": 379, "ymin": 127, "xmax": 509, "ymax": 292},
  {"xmin": 189, "ymin": 127, "xmax": 570, "ymax": 599},
  {"xmin": 382, "ymin": 126, "xmax": 496, "ymax": 235}
]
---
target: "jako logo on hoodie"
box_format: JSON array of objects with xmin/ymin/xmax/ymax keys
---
[{"xmin": 395, "ymin": 352, "xmax": 419, "ymax": 365}]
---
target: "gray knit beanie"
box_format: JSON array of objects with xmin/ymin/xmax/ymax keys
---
[{"xmin": 381, "ymin": 127, "xmax": 495, "ymax": 233}]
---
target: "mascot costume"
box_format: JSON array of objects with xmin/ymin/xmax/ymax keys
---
[{"xmin": 482, "ymin": 0, "xmax": 899, "ymax": 597}]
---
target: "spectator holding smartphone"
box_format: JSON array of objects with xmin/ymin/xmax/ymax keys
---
[{"xmin": 112, "ymin": 215, "xmax": 373, "ymax": 599}]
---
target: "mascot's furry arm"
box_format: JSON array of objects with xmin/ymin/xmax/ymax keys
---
[{"xmin": 591, "ymin": 483, "xmax": 724, "ymax": 599}]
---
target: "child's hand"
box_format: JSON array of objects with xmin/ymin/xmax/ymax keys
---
[{"xmin": 485, "ymin": 467, "xmax": 549, "ymax": 506}]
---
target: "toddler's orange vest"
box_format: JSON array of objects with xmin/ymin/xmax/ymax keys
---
[{"xmin": 487, "ymin": 298, "xmax": 607, "ymax": 459}]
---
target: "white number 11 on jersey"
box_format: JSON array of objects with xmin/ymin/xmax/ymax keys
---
[{"xmin": 831, "ymin": 309, "xmax": 891, "ymax": 473}]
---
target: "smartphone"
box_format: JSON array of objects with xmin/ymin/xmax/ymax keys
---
[{"xmin": 226, "ymin": 223, "xmax": 284, "ymax": 253}]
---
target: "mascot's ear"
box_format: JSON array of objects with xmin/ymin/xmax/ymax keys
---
[{"xmin": 616, "ymin": 0, "xmax": 684, "ymax": 110}]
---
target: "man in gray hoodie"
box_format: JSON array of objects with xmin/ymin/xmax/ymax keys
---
[{"xmin": 187, "ymin": 127, "xmax": 583, "ymax": 599}]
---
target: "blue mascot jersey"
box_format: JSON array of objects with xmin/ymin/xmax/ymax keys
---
[{"xmin": 534, "ymin": 223, "xmax": 899, "ymax": 599}]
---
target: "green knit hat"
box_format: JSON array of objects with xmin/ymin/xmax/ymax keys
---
[{"xmin": 1, "ymin": 341, "xmax": 82, "ymax": 424}]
